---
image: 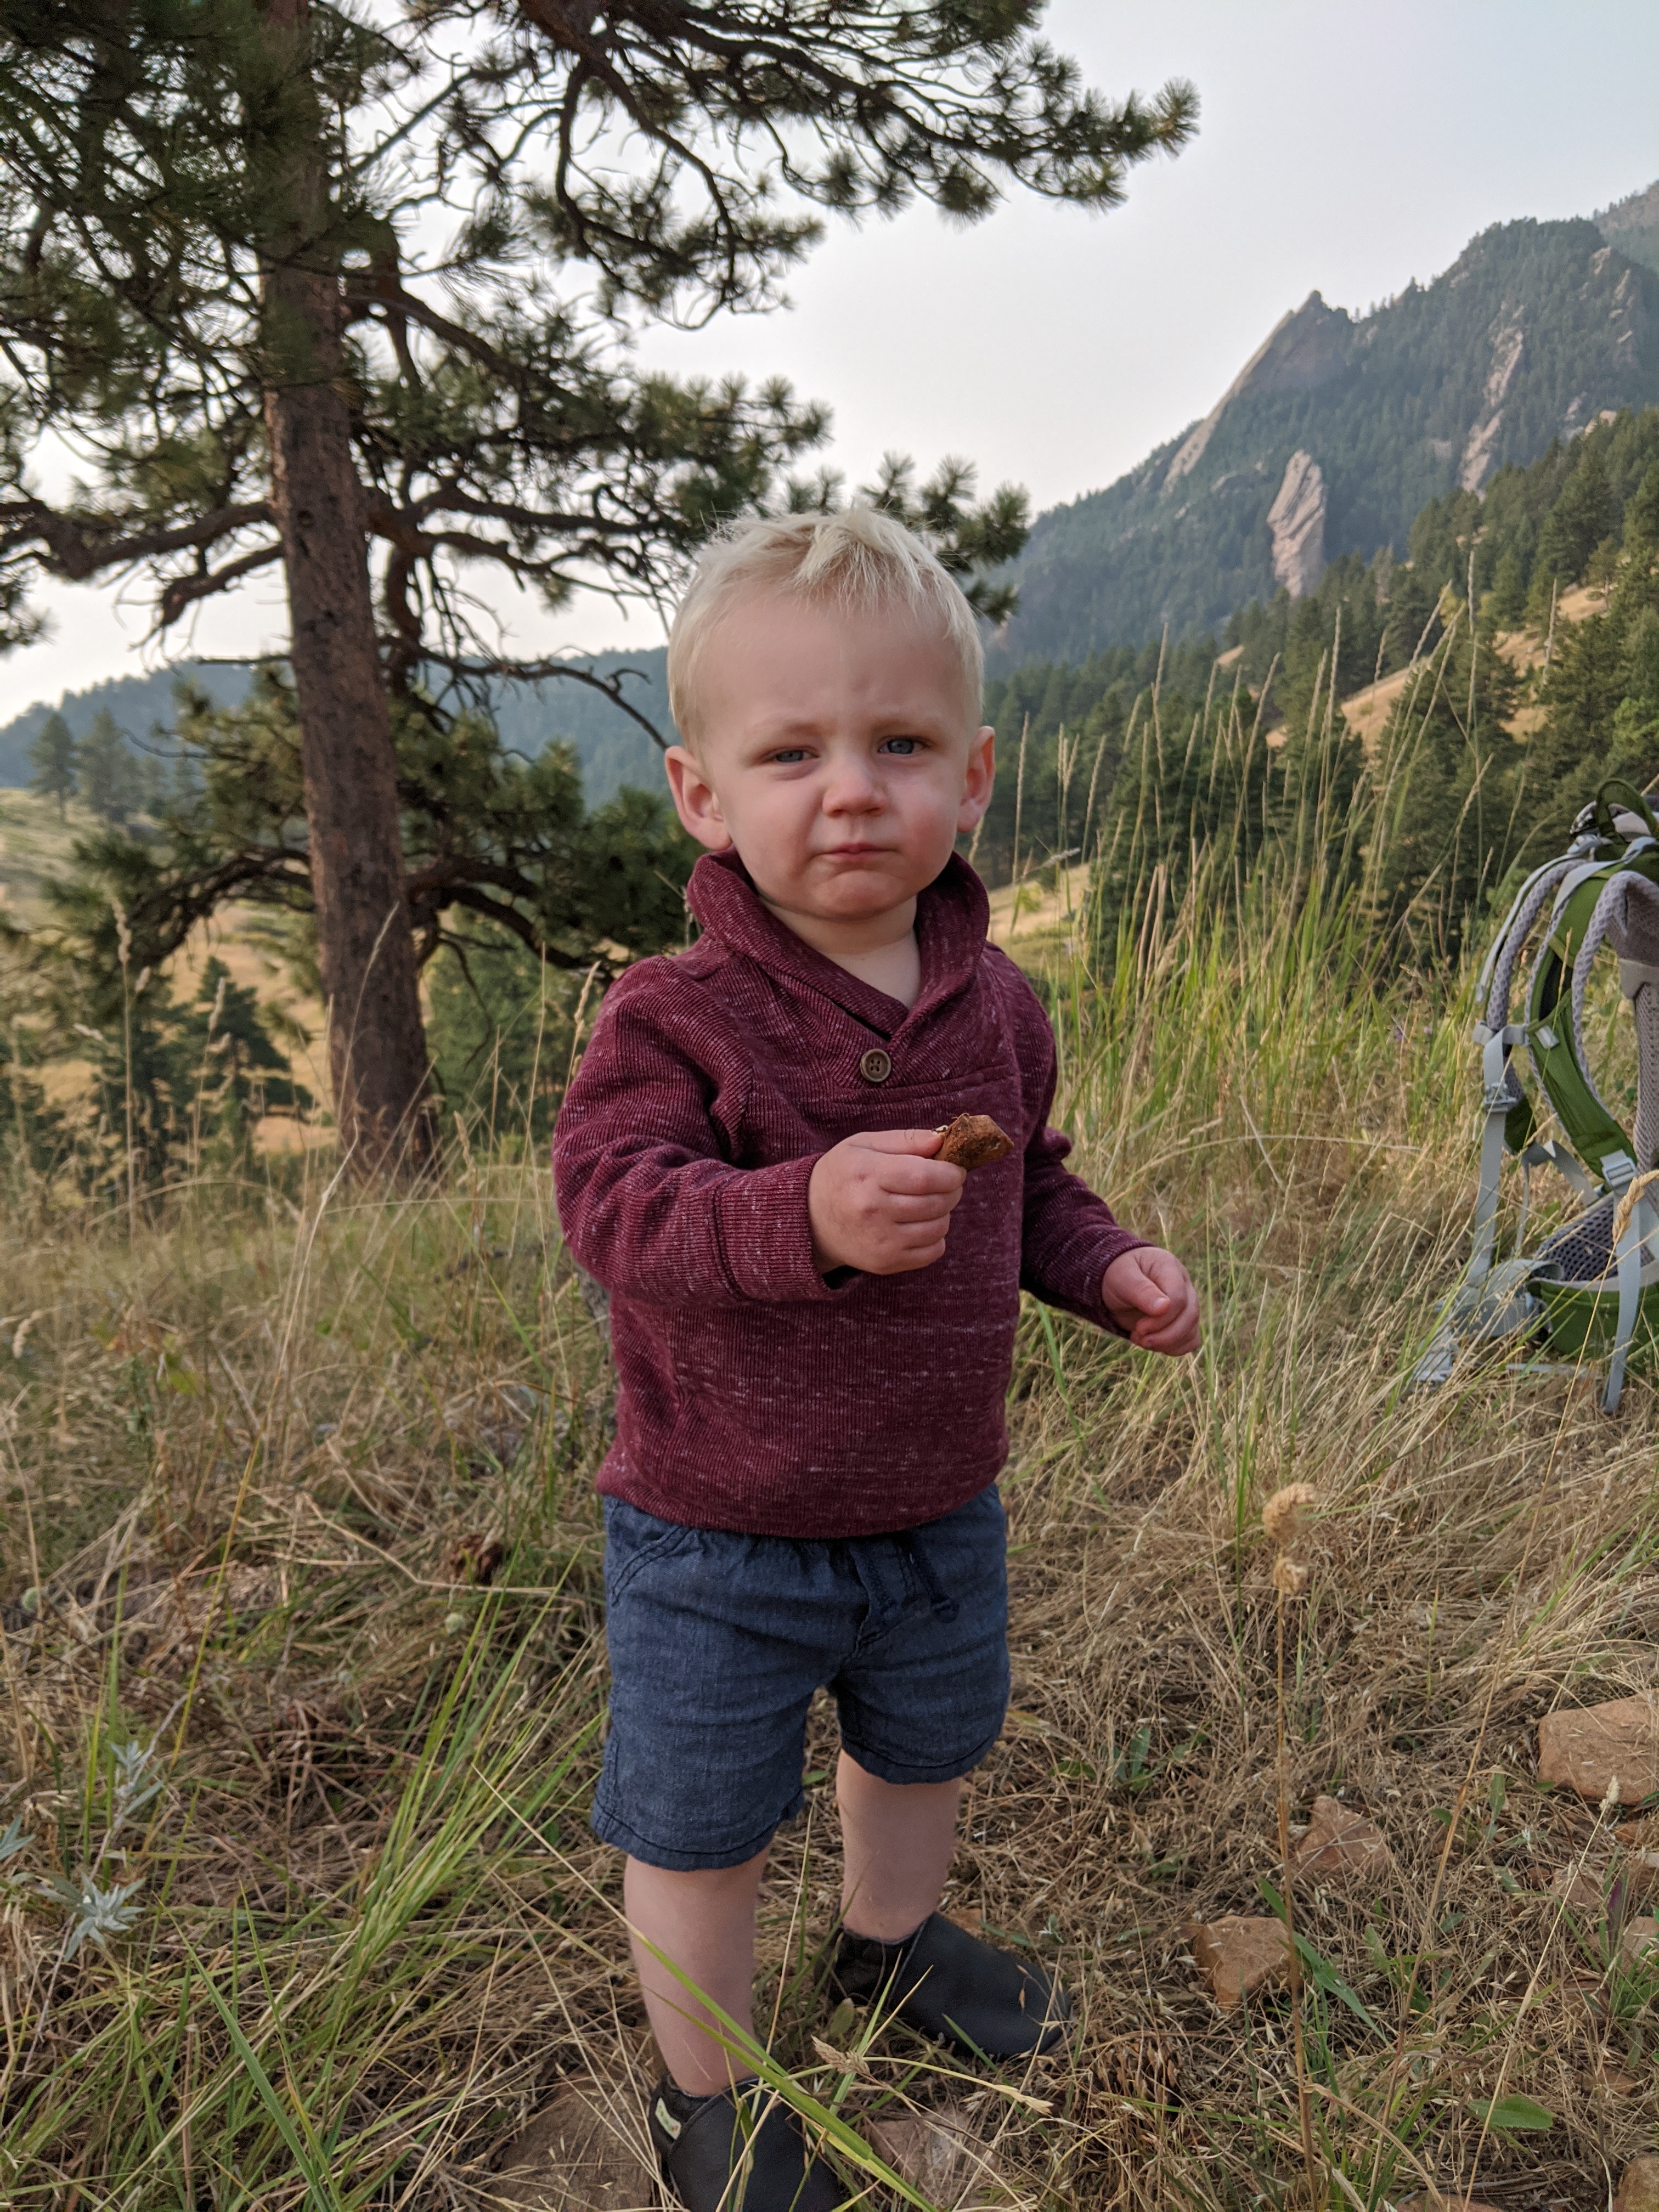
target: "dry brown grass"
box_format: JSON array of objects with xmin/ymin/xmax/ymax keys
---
[{"xmin": 1, "ymin": 868, "xmax": 1658, "ymax": 2209}]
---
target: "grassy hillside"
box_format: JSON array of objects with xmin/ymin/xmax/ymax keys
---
[
  {"xmin": 3, "ymin": 829, "xmax": 1657, "ymax": 2204},
  {"xmin": 0, "ymin": 783, "xmax": 79, "ymax": 926}
]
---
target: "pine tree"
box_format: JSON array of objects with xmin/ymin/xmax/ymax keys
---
[
  {"xmin": 27, "ymin": 711, "xmax": 76, "ymax": 820},
  {"xmin": 1488, "ymin": 548, "xmax": 1528, "ymax": 627},
  {"xmin": 1536, "ymin": 439, "xmax": 1615, "ymax": 586},
  {"xmin": 0, "ymin": 2, "xmax": 1195, "ymax": 1174},
  {"xmin": 75, "ymin": 710, "xmax": 143, "ymax": 826}
]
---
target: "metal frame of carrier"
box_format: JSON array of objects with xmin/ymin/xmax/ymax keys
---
[{"xmin": 1417, "ymin": 778, "xmax": 1659, "ymax": 1413}]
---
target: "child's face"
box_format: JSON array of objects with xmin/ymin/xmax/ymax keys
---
[{"xmin": 665, "ymin": 594, "xmax": 995, "ymax": 932}]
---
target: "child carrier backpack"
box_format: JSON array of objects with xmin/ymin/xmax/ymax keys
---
[{"xmin": 1416, "ymin": 777, "xmax": 1659, "ymax": 1413}]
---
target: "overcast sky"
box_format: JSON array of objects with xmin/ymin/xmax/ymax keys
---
[{"xmin": 8, "ymin": 0, "xmax": 1659, "ymax": 715}]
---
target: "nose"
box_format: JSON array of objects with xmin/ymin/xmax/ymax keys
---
[{"xmin": 821, "ymin": 751, "xmax": 884, "ymax": 815}]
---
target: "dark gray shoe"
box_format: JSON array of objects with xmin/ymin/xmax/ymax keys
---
[
  {"xmin": 648, "ymin": 2076, "xmax": 848, "ymax": 2211},
  {"xmin": 832, "ymin": 1912, "xmax": 1070, "ymax": 2058}
]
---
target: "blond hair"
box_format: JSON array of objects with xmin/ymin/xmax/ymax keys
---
[{"xmin": 666, "ymin": 507, "xmax": 984, "ymax": 748}]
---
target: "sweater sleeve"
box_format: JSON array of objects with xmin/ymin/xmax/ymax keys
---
[
  {"xmin": 552, "ymin": 968, "xmax": 848, "ymax": 1310},
  {"xmin": 1008, "ymin": 975, "xmax": 1150, "ymax": 1331}
]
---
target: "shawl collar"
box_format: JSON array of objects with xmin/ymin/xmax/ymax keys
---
[{"xmin": 685, "ymin": 847, "xmax": 990, "ymax": 1040}]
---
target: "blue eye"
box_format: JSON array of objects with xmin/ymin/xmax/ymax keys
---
[
  {"xmin": 771, "ymin": 748, "xmax": 808, "ymax": 764},
  {"xmin": 881, "ymin": 737, "xmax": 918, "ymax": 755}
]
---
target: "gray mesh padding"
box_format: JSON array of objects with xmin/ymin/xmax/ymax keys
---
[
  {"xmin": 1534, "ymin": 1194, "xmax": 1618, "ymax": 1284},
  {"xmin": 1483, "ymin": 860, "xmax": 1575, "ymax": 1031},
  {"xmin": 1534, "ymin": 1192, "xmax": 1659, "ymax": 1285},
  {"xmin": 1571, "ymin": 872, "xmax": 1659, "ymax": 1147}
]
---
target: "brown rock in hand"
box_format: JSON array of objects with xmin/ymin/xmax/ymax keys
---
[
  {"xmin": 1184, "ymin": 1915, "xmax": 1290, "ymax": 2009},
  {"xmin": 934, "ymin": 1114, "xmax": 1015, "ymax": 1172},
  {"xmin": 1292, "ymin": 1796, "xmax": 1391, "ymax": 1883},
  {"xmin": 1537, "ymin": 1695, "xmax": 1659, "ymax": 1804}
]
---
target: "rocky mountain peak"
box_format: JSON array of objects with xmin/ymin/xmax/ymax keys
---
[
  {"xmin": 998, "ymin": 207, "xmax": 1659, "ymax": 667},
  {"xmin": 1164, "ymin": 291, "xmax": 1352, "ymax": 493}
]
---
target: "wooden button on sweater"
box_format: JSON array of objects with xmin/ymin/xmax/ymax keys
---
[{"xmin": 859, "ymin": 1048, "xmax": 893, "ymax": 1084}]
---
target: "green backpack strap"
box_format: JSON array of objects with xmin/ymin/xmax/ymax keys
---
[
  {"xmin": 1589, "ymin": 777, "xmax": 1659, "ymax": 843},
  {"xmin": 1469, "ymin": 1023, "xmax": 1528, "ymax": 1285},
  {"xmin": 1525, "ymin": 861, "xmax": 1644, "ymax": 1184}
]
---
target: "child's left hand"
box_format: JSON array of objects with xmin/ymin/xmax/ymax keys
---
[{"xmin": 1101, "ymin": 1248, "xmax": 1200, "ymax": 1355}]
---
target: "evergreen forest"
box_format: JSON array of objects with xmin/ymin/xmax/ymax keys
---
[{"xmin": 978, "ymin": 404, "xmax": 1659, "ymax": 962}]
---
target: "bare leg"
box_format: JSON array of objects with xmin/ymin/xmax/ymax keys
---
[
  {"xmin": 837, "ymin": 1752, "xmax": 962, "ymax": 1940},
  {"xmin": 624, "ymin": 1849, "xmax": 769, "ymax": 2095}
]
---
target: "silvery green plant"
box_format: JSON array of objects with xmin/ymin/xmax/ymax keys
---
[
  {"xmin": 37, "ymin": 1872, "xmax": 144, "ymax": 1960},
  {"xmin": 21, "ymin": 1735, "xmax": 166, "ymax": 1970},
  {"xmin": 106, "ymin": 1737, "xmax": 163, "ymax": 1833}
]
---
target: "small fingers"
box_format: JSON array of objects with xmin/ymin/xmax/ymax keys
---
[
  {"xmin": 876, "ymin": 1156, "xmax": 966, "ymax": 1197},
  {"xmin": 1132, "ymin": 1288, "xmax": 1201, "ymax": 1353},
  {"xmin": 860, "ymin": 1127, "xmax": 949, "ymax": 1156},
  {"xmin": 884, "ymin": 1187, "xmax": 964, "ymax": 1224}
]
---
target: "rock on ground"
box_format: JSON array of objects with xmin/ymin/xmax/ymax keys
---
[
  {"xmin": 867, "ymin": 2108, "xmax": 1010, "ymax": 2209},
  {"xmin": 1184, "ymin": 1916, "xmax": 1290, "ymax": 2009},
  {"xmin": 1618, "ymin": 2156, "xmax": 1659, "ymax": 2212},
  {"xmin": 1550, "ymin": 1863, "xmax": 1609, "ymax": 1909},
  {"xmin": 1537, "ymin": 1695, "xmax": 1659, "ymax": 1803},
  {"xmin": 490, "ymin": 2088, "xmax": 658, "ymax": 2211},
  {"xmin": 1293, "ymin": 1796, "xmax": 1391, "ymax": 1882}
]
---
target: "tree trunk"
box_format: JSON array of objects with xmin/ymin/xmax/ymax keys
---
[{"xmin": 258, "ymin": 0, "xmax": 433, "ymax": 1177}]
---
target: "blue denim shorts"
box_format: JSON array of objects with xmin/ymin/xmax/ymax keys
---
[{"xmin": 591, "ymin": 1486, "xmax": 1009, "ymax": 1871}]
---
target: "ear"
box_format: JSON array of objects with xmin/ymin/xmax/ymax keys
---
[
  {"xmin": 665, "ymin": 745, "xmax": 733, "ymax": 851},
  {"xmin": 955, "ymin": 725, "xmax": 996, "ymax": 834}
]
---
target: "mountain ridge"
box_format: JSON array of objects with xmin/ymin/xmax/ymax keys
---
[
  {"xmin": 995, "ymin": 204, "xmax": 1659, "ymax": 668},
  {"xmin": 0, "ymin": 651, "xmax": 673, "ymax": 804}
]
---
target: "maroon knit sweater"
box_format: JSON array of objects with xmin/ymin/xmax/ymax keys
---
[{"xmin": 552, "ymin": 849, "xmax": 1146, "ymax": 1537}]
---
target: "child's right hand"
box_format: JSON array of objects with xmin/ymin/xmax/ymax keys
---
[{"xmin": 808, "ymin": 1130, "xmax": 967, "ymax": 1276}]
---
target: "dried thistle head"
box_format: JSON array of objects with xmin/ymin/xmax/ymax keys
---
[
  {"xmin": 1272, "ymin": 1555, "xmax": 1310, "ymax": 1598},
  {"xmin": 1262, "ymin": 1483, "xmax": 1318, "ymax": 1545}
]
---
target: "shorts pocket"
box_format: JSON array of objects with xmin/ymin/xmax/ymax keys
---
[{"xmin": 602, "ymin": 1498, "xmax": 701, "ymax": 1602}]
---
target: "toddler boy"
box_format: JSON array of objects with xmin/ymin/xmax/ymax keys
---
[{"xmin": 553, "ymin": 509, "xmax": 1199, "ymax": 2211}]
